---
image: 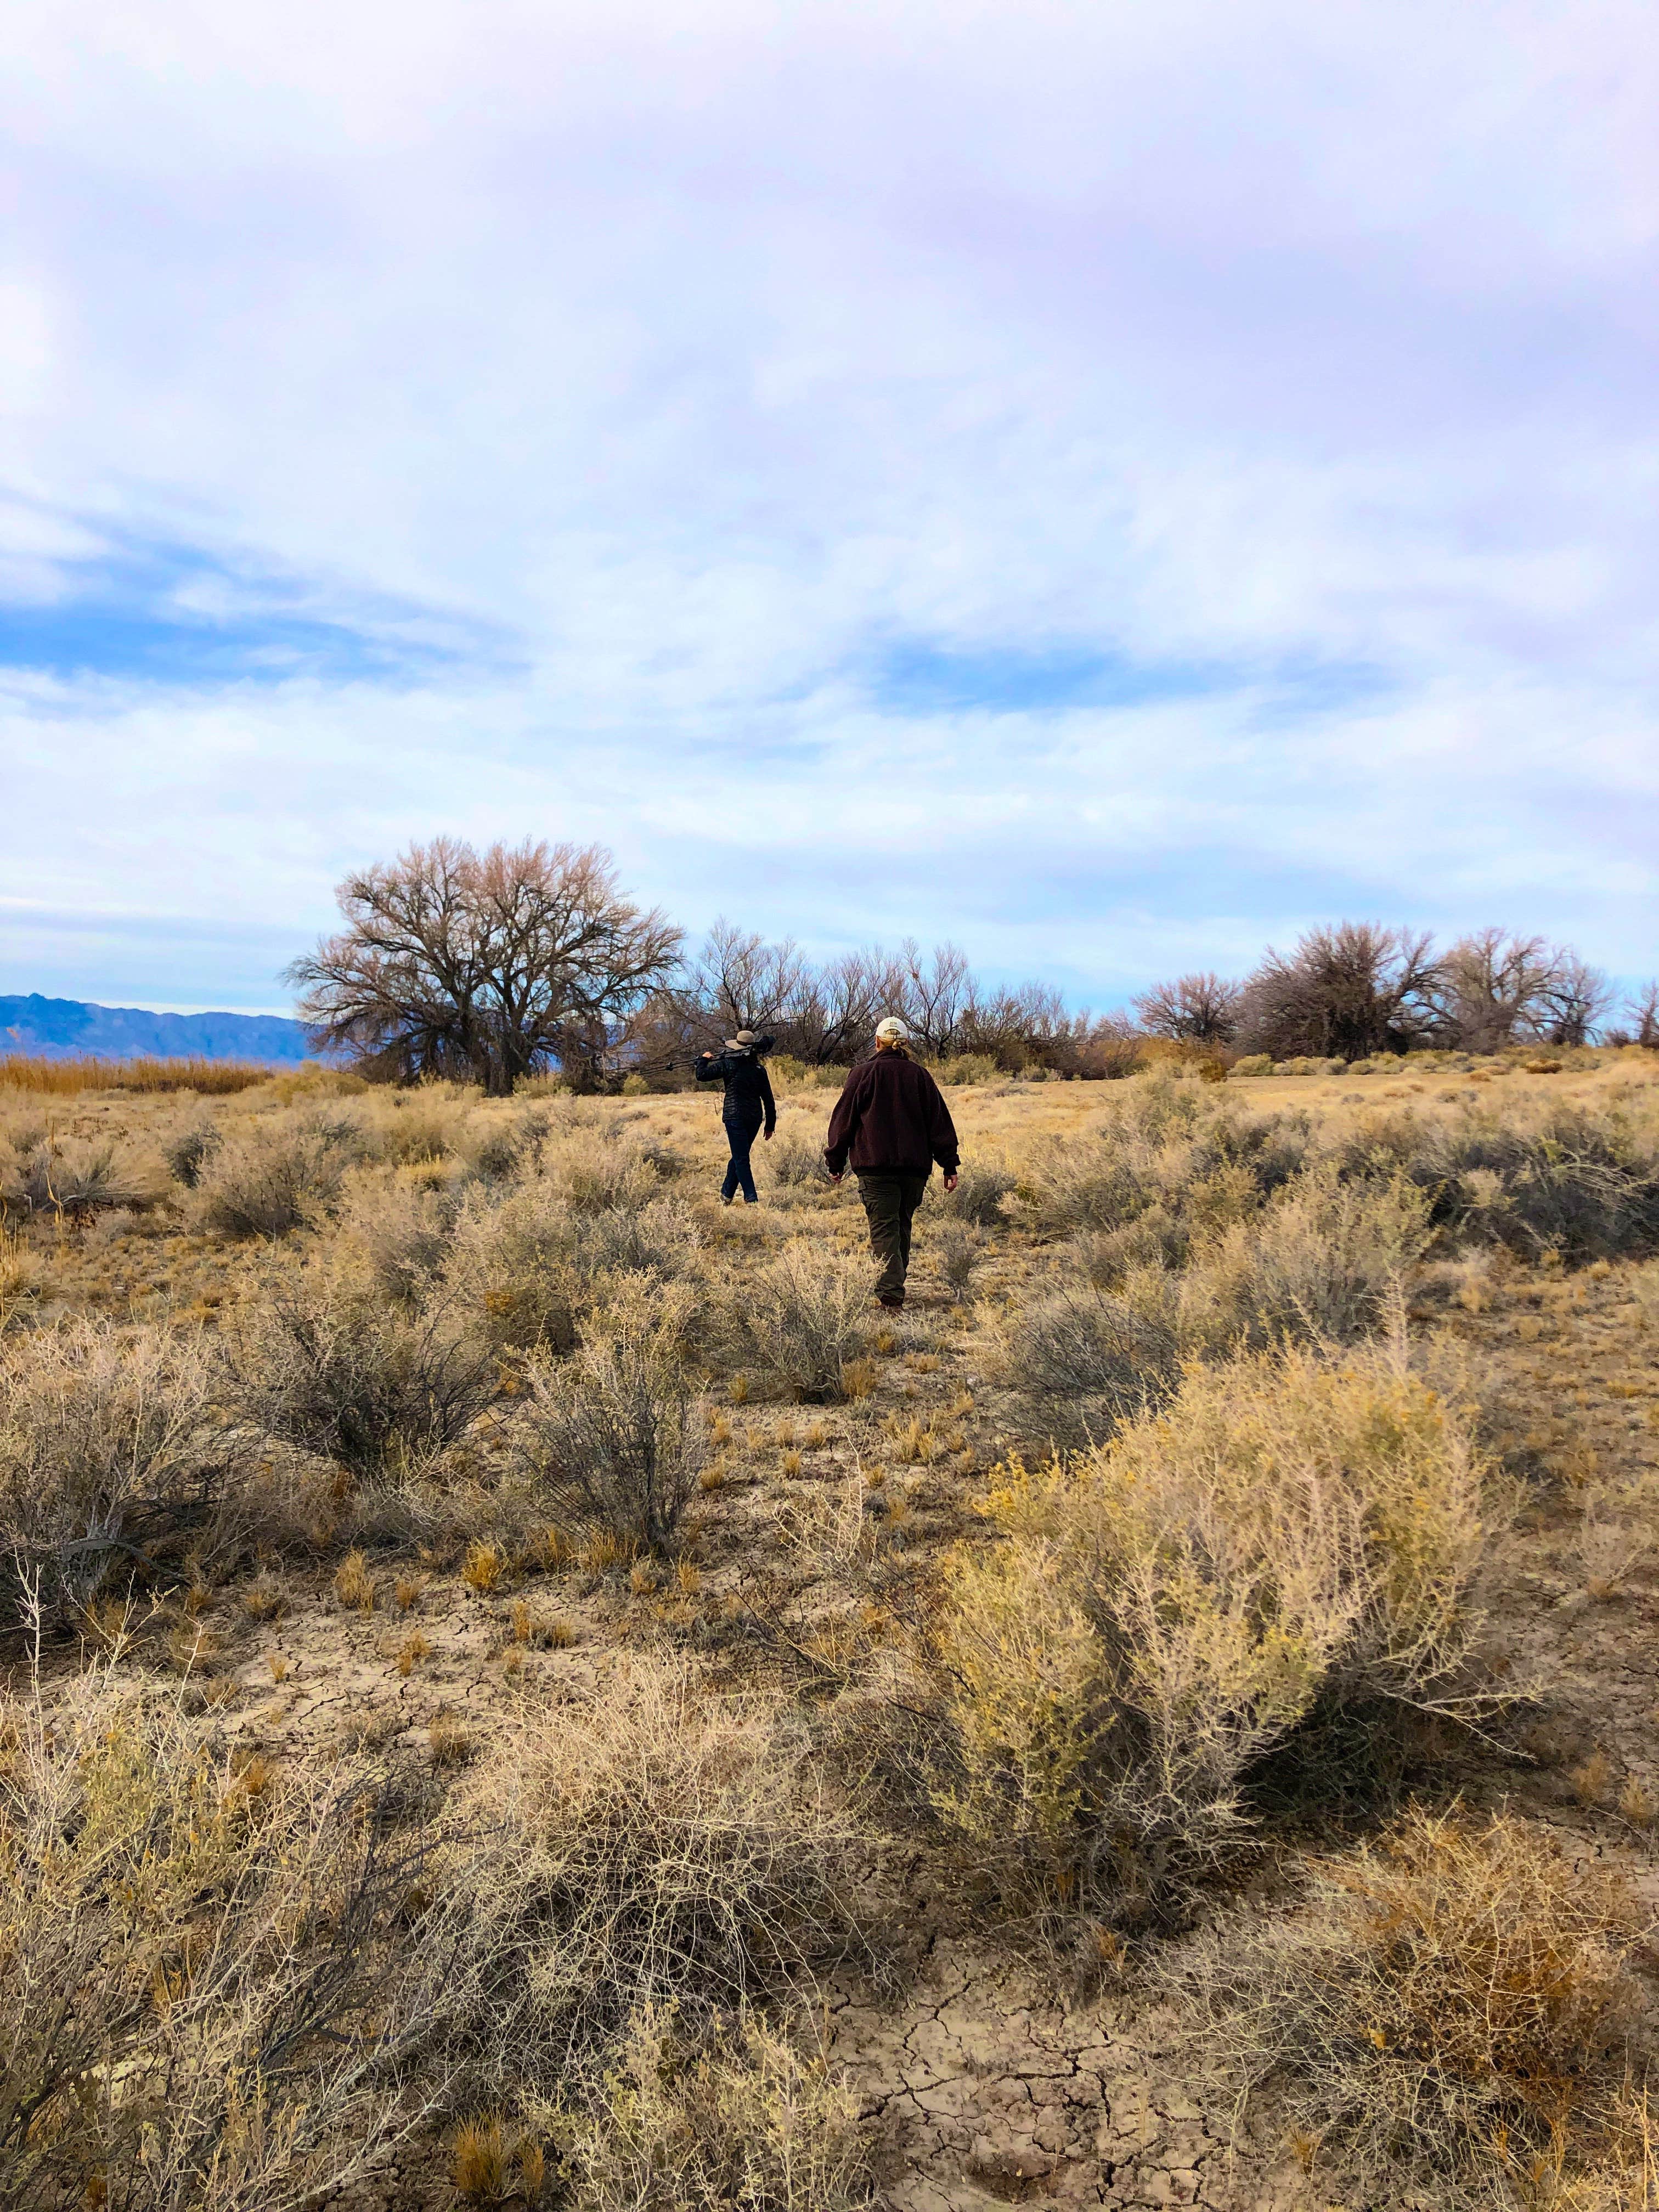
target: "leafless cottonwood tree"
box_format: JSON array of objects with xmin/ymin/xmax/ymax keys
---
[
  {"xmin": 678, "ymin": 921, "xmax": 812, "ymax": 1048},
  {"xmin": 1438, "ymin": 930, "xmax": 1556, "ymax": 1053},
  {"xmin": 288, "ymin": 839, "xmax": 681, "ymax": 1093},
  {"xmin": 1237, "ymin": 923, "xmax": 1444, "ymax": 1062},
  {"xmin": 1536, "ymin": 950, "xmax": 1614, "ymax": 1047},
  {"xmin": 1133, "ymin": 972, "xmax": 1244, "ymax": 1046},
  {"xmin": 1437, "ymin": 930, "xmax": 1611, "ymax": 1051}
]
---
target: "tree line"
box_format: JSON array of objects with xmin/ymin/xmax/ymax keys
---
[{"xmin": 287, "ymin": 839, "xmax": 1658, "ymax": 1093}]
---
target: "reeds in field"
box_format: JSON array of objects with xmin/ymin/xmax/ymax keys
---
[{"xmin": 0, "ymin": 1053, "xmax": 275, "ymax": 1095}]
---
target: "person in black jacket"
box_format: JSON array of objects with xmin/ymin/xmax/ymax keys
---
[
  {"xmin": 825, "ymin": 1017, "xmax": 958, "ymax": 1307},
  {"xmin": 695, "ymin": 1029, "xmax": 777, "ymax": 1203}
]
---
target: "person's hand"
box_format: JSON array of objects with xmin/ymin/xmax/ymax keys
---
[
  {"xmin": 763, "ymin": 1127, "xmax": 774, "ymax": 1143},
  {"xmin": 944, "ymin": 1173, "xmax": 959, "ymax": 1192},
  {"xmin": 828, "ymin": 1171, "xmax": 843, "ymax": 1184}
]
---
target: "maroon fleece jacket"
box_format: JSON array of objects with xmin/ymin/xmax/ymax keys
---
[{"xmin": 824, "ymin": 1049, "xmax": 960, "ymax": 1177}]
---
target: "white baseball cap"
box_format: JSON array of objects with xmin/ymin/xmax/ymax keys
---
[{"xmin": 874, "ymin": 1016, "xmax": 909, "ymax": 1041}]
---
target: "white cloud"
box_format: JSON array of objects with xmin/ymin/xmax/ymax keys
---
[{"xmin": 1, "ymin": 0, "xmax": 1656, "ymax": 1004}]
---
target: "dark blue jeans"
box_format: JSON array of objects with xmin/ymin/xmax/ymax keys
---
[{"xmin": 722, "ymin": 1113, "xmax": 761, "ymax": 1202}]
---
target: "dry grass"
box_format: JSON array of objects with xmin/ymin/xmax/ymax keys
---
[
  {"xmin": 0, "ymin": 1321, "xmax": 255, "ymax": 1620},
  {"xmin": 563, "ymin": 2007, "xmax": 873, "ymax": 2211},
  {"xmin": 434, "ymin": 1655, "xmax": 873, "ymax": 2090},
  {"xmin": 0, "ymin": 1658, "xmax": 445, "ymax": 2211},
  {"xmin": 512, "ymin": 1297, "xmax": 703, "ymax": 1554},
  {"xmin": 1172, "ymin": 1805, "xmax": 1650, "ymax": 2202},
  {"xmin": 0, "ymin": 1054, "xmax": 274, "ymax": 1095},
  {"xmin": 0, "ymin": 1056, "xmax": 1653, "ymax": 2207}
]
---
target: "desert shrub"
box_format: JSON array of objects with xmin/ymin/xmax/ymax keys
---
[
  {"xmin": 367, "ymin": 1083, "xmax": 475, "ymax": 1166},
  {"xmin": 1, "ymin": 1133, "xmax": 166, "ymax": 1220},
  {"xmin": 1412, "ymin": 1102, "xmax": 1659, "ymax": 1262},
  {"xmin": 579, "ymin": 1194, "xmax": 702, "ymax": 1280},
  {"xmin": 943, "ymin": 1159, "xmax": 1016, "ymax": 1226},
  {"xmin": 0, "ymin": 1323, "xmax": 250, "ymax": 1617},
  {"xmin": 444, "ymin": 1182, "xmax": 697, "ymax": 1353},
  {"xmin": 1018, "ymin": 1125, "xmax": 1164, "ymax": 1233},
  {"xmin": 764, "ymin": 1055, "xmax": 841, "ymax": 1092},
  {"xmin": 932, "ymin": 1052, "xmax": 1000, "ymax": 1087},
  {"xmin": 565, "ymin": 2008, "xmax": 873, "ymax": 2212},
  {"xmin": 445, "ymin": 1181, "xmax": 584, "ymax": 1352},
  {"xmin": 225, "ymin": 1263, "xmax": 493, "ymax": 1477},
  {"xmin": 0, "ymin": 1667, "xmax": 445, "ymax": 2212},
  {"xmin": 938, "ymin": 1221, "xmax": 984, "ymax": 1302},
  {"xmin": 336, "ymin": 1165, "xmax": 461, "ymax": 1301},
  {"xmin": 1184, "ymin": 1167, "xmax": 1432, "ymax": 1351},
  {"xmin": 1172, "ymin": 1807, "xmax": 1646, "ymax": 2203},
  {"xmin": 435, "ymin": 1657, "xmax": 871, "ymax": 2090},
  {"xmin": 932, "ymin": 1344, "xmax": 1485, "ymax": 1914},
  {"xmin": 1066, "ymin": 1210, "xmax": 1186, "ymax": 1287},
  {"xmin": 740, "ymin": 1242, "xmax": 868, "ymax": 1401},
  {"xmin": 540, "ymin": 1127, "xmax": 663, "ymax": 1216},
  {"xmin": 458, "ymin": 1101, "xmax": 557, "ymax": 1182},
  {"xmin": 193, "ymin": 1111, "xmax": 367, "ymax": 1237},
  {"xmin": 511, "ymin": 1302, "xmax": 703, "ymax": 1553},
  {"xmin": 1326, "ymin": 1098, "xmax": 1659, "ymax": 1262},
  {"xmin": 995, "ymin": 1277, "xmax": 1179, "ymax": 1441},
  {"xmin": 1230, "ymin": 1053, "xmax": 1273, "ymax": 1077},
  {"xmin": 1017, "ymin": 1085, "xmax": 1308, "ymax": 1240},
  {"xmin": 768, "ymin": 1126, "xmax": 830, "ymax": 1187},
  {"xmin": 161, "ymin": 1118, "xmax": 223, "ymax": 1188}
]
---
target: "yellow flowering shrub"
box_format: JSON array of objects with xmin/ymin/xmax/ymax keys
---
[{"xmin": 933, "ymin": 1341, "xmax": 1485, "ymax": 1909}]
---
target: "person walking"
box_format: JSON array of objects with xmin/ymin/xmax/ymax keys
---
[
  {"xmin": 825, "ymin": 1017, "xmax": 959, "ymax": 1308},
  {"xmin": 696, "ymin": 1029, "xmax": 777, "ymax": 1204}
]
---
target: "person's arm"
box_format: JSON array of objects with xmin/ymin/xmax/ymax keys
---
[
  {"xmin": 924, "ymin": 1071, "xmax": 961, "ymax": 1183},
  {"xmin": 694, "ymin": 1051, "xmax": 724, "ymax": 1085},
  {"xmin": 759, "ymin": 1063, "xmax": 777, "ymax": 1138},
  {"xmin": 823, "ymin": 1067, "xmax": 865, "ymax": 1179}
]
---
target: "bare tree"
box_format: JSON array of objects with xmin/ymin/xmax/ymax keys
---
[
  {"xmin": 895, "ymin": 940, "xmax": 972, "ymax": 1056},
  {"xmin": 955, "ymin": 979, "xmax": 1077, "ymax": 1070},
  {"xmin": 680, "ymin": 921, "xmax": 809, "ymax": 1049},
  {"xmin": 1133, "ymin": 972, "xmax": 1244, "ymax": 1046},
  {"xmin": 1438, "ymin": 930, "xmax": 1555, "ymax": 1052},
  {"xmin": 786, "ymin": 948, "xmax": 896, "ymax": 1064},
  {"xmin": 1630, "ymin": 981, "xmax": 1659, "ymax": 1049},
  {"xmin": 1238, "ymin": 923, "xmax": 1442, "ymax": 1062},
  {"xmin": 1536, "ymin": 949, "xmax": 1614, "ymax": 1047},
  {"xmin": 287, "ymin": 839, "xmax": 682, "ymax": 1094}
]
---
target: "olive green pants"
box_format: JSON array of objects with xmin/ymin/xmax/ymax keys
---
[{"xmin": 856, "ymin": 1171, "xmax": 930, "ymax": 1300}]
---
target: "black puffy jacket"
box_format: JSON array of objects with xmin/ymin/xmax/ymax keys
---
[{"xmin": 696, "ymin": 1047, "xmax": 777, "ymax": 1132}]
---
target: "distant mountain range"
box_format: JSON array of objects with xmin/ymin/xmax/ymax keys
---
[{"xmin": 0, "ymin": 993, "xmax": 316, "ymax": 1064}]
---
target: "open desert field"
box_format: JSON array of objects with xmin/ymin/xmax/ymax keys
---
[{"xmin": 5, "ymin": 1047, "xmax": 1659, "ymax": 2211}]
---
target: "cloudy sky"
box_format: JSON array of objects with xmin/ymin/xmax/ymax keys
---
[{"xmin": 2, "ymin": 0, "xmax": 1655, "ymax": 1013}]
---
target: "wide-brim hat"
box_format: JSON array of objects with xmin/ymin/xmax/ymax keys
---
[{"xmin": 726, "ymin": 1029, "xmax": 759, "ymax": 1048}]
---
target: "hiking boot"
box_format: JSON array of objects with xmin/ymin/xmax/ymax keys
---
[{"xmin": 877, "ymin": 1293, "xmax": 905, "ymax": 1311}]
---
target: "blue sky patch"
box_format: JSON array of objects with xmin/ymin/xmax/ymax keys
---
[
  {"xmin": 864, "ymin": 637, "xmax": 1390, "ymax": 719},
  {"xmin": 0, "ymin": 524, "xmax": 511, "ymax": 685}
]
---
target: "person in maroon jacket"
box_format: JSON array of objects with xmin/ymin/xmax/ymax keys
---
[{"xmin": 825, "ymin": 1017, "xmax": 960, "ymax": 1308}]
